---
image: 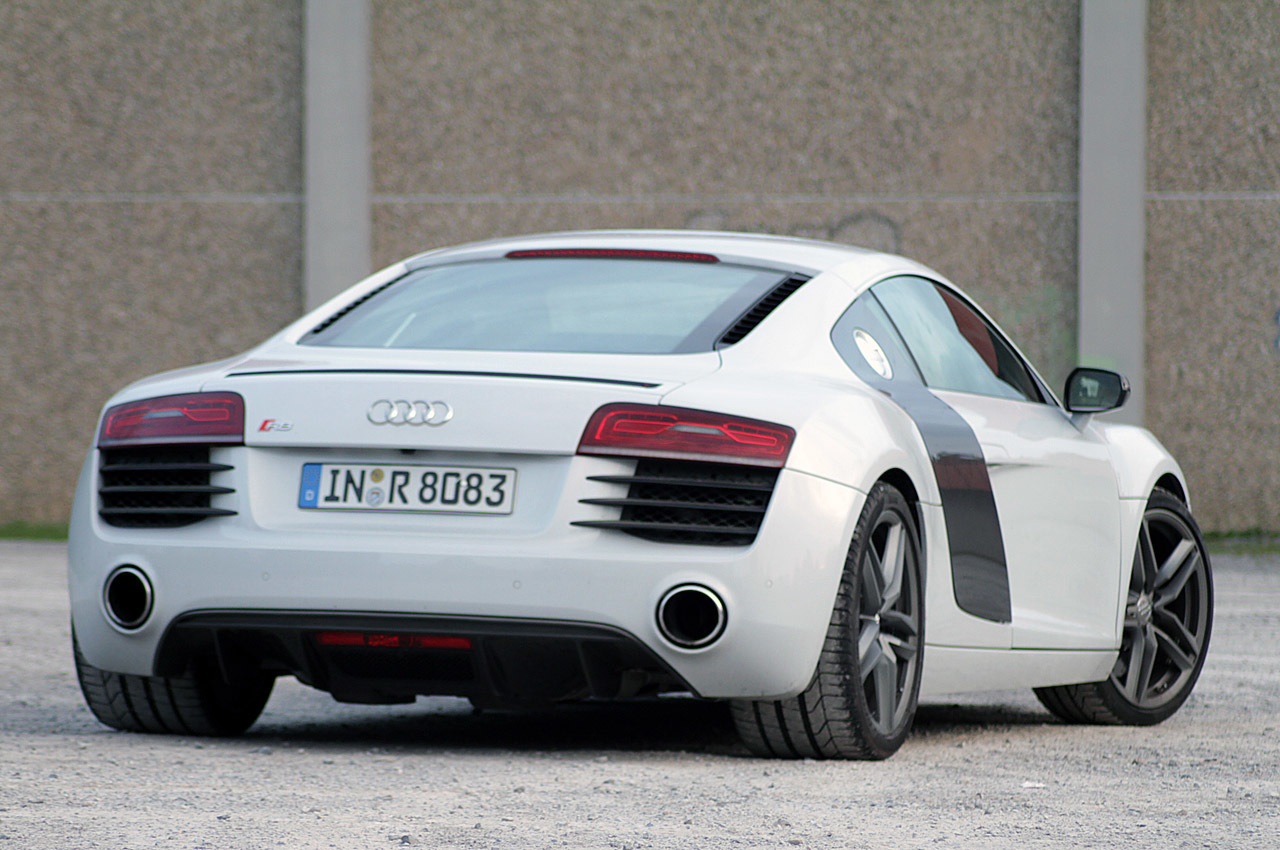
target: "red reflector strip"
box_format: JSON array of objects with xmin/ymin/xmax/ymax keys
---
[
  {"xmin": 578, "ymin": 403, "xmax": 794, "ymax": 467},
  {"xmin": 98, "ymin": 392, "xmax": 245, "ymax": 448},
  {"xmin": 504, "ymin": 248, "xmax": 719, "ymax": 263},
  {"xmin": 314, "ymin": 631, "xmax": 472, "ymax": 650}
]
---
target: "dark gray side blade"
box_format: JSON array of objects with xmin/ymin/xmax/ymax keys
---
[
  {"xmin": 831, "ymin": 299, "xmax": 1012, "ymax": 624},
  {"xmin": 889, "ymin": 383, "xmax": 1012, "ymax": 623}
]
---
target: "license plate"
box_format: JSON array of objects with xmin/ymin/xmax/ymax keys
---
[{"xmin": 298, "ymin": 463, "xmax": 516, "ymax": 515}]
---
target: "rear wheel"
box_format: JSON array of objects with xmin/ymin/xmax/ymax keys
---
[
  {"xmin": 1035, "ymin": 489, "xmax": 1213, "ymax": 725},
  {"xmin": 74, "ymin": 638, "xmax": 274, "ymax": 736},
  {"xmin": 732, "ymin": 481, "xmax": 924, "ymax": 759}
]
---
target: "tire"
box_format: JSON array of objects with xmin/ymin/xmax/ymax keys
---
[
  {"xmin": 1035, "ymin": 488, "xmax": 1213, "ymax": 725},
  {"xmin": 732, "ymin": 481, "xmax": 924, "ymax": 759},
  {"xmin": 74, "ymin": 638, "xmax": 274, "ymax": 736}
]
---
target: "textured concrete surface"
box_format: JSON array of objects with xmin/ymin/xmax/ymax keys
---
[
  {"xmin": 1148, "ymin": 0, "xmax": 1280, "ymax": 191},
  {"xmin": 0, "ymin": 1, "xmax": 303, "ymax": 525},
  {"xmin": 370, "ymin": 0, "xmax": 1080, "ymax": 196},
  {"xmin": 1144, "ymin": 0, "xmax": 1280, "ymax": 531},
  {"xmin": 1145, "ymin": 200, "xmax": 1280, "ymax": 532},
  {"xmin": 0, "ymin": 0, "xmax": 302, "ymax": 194},
  {"xmin": 3, "ymin": 541, "xmax": 1277, "ymax": 848},
  {"xmin": 0, "ymin": 201, "xmax": 302, "ymax": 524}
]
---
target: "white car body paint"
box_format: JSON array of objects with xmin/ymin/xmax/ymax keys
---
[{"xmin": 936, "ymin": 390, "xmax": 1124, "ymax": 651}]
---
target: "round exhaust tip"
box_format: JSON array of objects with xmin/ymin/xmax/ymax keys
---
[
  {"xmin": 103, "ymin": 565, "xmax": 153, "ymax": 630},
  {"xmin": 657, "ymin": 584, "xmax": 727, "ymax": 649}
]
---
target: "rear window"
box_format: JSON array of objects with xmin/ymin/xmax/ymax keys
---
[{"xmin": 302, "ymin": 258, "xmax": 788, "ymax": 354}]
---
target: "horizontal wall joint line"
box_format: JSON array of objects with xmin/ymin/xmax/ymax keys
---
[
  {"xmin": 0, "ymin": 191, "xmax": 1093, "ymax": 206},
  {"xmin": 0, "ymin": 192, "xmax": 303, "ymax": 204},
  {"xmin": 370, "ymin": 192, "xmax": 1079, "ymax": 205},
  {"xmin": 1146, "ymin": 190, "xmax": 1280, "ymax": 202}
]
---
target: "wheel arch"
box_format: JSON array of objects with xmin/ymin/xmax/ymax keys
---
[
  {"xmin": 877, "ymin": 466, "xmax": 920, "ymax": 507},
  {"xmin": 1154, "ymin": 472, "xmax": 1187, "ymax": 504},
  {"xmin": 876, "ymin": 467, "xmax": 924, "ymax": 545}
]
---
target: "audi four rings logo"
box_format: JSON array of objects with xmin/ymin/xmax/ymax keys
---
[{"xmin": 366, "ymin": 399, "xmax": 454, "ymax": 426}]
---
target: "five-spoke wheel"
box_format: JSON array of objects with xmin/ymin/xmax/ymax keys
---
[
  {"xmin": 1036, "ymin": 488, "xmax": 1213, "ymax": 725},
  {"xmin": 855, "ymin": 499, "xmax": 922, "ymax": 737}
]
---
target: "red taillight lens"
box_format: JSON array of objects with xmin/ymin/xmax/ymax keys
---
[
  {"xmin": 314, "ymin": 632, "xmax": 473, "ymax": 650},
  {"xmin": 98, "ymin": 392, "xmax": 245, "ymax": 448},
  {"xmin": 578, "ymin": 403, "xmax": 794, "ymax": 467},
  {"xmin": 505, "ymin": 248, "xmax": 719, "ymax": 263}
]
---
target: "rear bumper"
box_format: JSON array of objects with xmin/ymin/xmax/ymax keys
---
[
  {"xmin": 157, "ymin": 610, "xmax": 692, "ymax": 706},
  {"xmin": 69, "ymin": 450, "xmax": 865, "ymax": 700}
]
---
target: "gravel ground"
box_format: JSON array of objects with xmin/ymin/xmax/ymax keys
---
[{"xmin": 1, "ymin": 541, "xmax": 1277, "ymax": 849}]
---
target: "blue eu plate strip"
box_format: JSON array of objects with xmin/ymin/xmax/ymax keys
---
[{"xmin": 298, "ymin": 463, "xmax": 322, "ymax": 508}]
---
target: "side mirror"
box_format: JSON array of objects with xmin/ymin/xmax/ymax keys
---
[{"xmin": 1064, "ymin": 368, "xmax": 1129, "ymax": 414}]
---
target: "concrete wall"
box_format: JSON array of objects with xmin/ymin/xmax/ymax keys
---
[
  {"xmin": 0, "ymin": 1, "xmax": 304, "ymax": 525},
  {"xmin": 1, "ymin": 0, "xmax": 1276, "ymax": 532},
  {"xmin": 1145, "ymin": 0, "xmax": 1280, "ymax": 530}
]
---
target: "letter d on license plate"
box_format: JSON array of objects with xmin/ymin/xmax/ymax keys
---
[{"xmin": 299, "ymin": 463, "xmax": 516, "ymax": 515}]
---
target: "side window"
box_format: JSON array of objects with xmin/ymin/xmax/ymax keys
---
[{"xmin": 871, "ymin": 276, "xmax": 1044, "ymax": 403}]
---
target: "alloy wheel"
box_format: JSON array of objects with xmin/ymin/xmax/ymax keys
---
[
  {"xmin": 1111, "ymin": 507, "xmax": 1212, "ymax": 710},
  {"xmin": 857, "ymin": 509, "xmax": 922, "ymax": 733}
]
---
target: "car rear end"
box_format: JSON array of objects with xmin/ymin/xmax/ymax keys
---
[{"xmin": 68, "ymin": 238, "xmax": 866, "ymax": 711}]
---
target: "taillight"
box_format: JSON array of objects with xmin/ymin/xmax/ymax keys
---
[
  {"xmin": 314, "ymin": 632, "xmax": 472, "ymax": 650},
  {"xmin": 578, "ymin": 403, "xmax": 794, "ymax": 467},
  {"xmin": 505, "ymin": 248, "xmax": 719, "ymax": 263},
  {"xmin": 98, "ymin": 392, "xmax": 245, "ymax": 448}
]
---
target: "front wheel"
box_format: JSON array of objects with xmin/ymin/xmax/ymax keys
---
[
  {"xmin": 732, "ymin": 481, "xmax": 924, "ymax": 759},
  {"xmin": 1035, "ymin": 489, "xmax": 1213, "ymax": 725}
]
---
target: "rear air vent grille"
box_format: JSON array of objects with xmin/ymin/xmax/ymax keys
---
[
  {"xmin": 99, "ymin": 446, "xmax": 236, "ymax": 528},
  {"xmin": 573, "ymin": 458, "xmax": 778, "ymax": 546},
  {"xmin": 716, "ymin": 274, "xmax": 810, "ymax": 347}
]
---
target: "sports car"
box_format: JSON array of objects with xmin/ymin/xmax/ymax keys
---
[{"xmin": 68, "ymin": 230, "xmax": 1213, "ymax": 759}]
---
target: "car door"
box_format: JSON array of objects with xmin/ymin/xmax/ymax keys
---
[{"xmin": 870, "ymin": 276, "xmax": 1123, "ymax": 650}]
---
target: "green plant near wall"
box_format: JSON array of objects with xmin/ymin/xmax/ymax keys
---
[
  {"xmin": 1203, "ymin": 531, "xmax": 1280, "ymax": 556},
  {"xmin": 0, "ymin": 522, "xmax": 69, "ymax": 541}
]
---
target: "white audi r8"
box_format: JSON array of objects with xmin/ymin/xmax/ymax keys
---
[{"xmin": 69, "ymin": 230, "xmax": 1213, "ymax": 759}]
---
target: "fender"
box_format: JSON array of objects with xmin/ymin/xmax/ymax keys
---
[{"xmin": 1089, "ymin": 421, "xmax": 1190, "ymax": 504}]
